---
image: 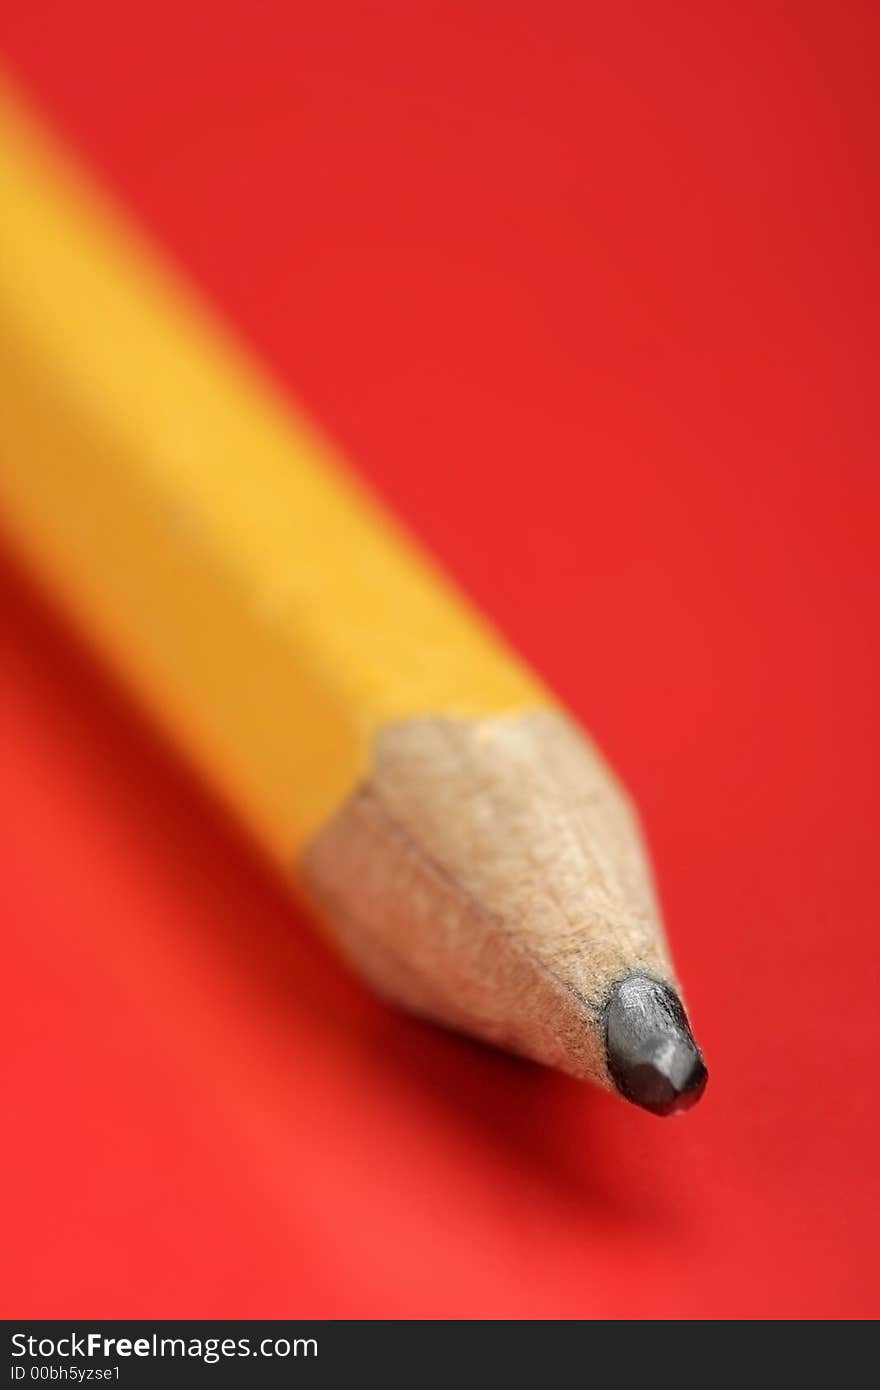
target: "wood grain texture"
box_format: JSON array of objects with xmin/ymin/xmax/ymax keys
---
[{"xmin": 303, "ymin": 710, "xmax": 674, "ymax": 1085}]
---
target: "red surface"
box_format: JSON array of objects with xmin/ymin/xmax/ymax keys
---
[{"xmin": 1, "ymin": 3, "xmax": 878, "ymax": 1319}]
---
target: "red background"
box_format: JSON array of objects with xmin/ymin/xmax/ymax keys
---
[{"xmin": 1, "ymin": 2, "xmax": 878, "ymax": 1318}]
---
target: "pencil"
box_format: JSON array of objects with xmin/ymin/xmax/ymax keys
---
[{"xmin": 0, "ymin": 84, "xmax": 707, "ymax": 1116}]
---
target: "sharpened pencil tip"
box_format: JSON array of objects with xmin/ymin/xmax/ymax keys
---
[{"xmin": 604, "ymin": 974, "xmax": 707, "ymax": 1116}]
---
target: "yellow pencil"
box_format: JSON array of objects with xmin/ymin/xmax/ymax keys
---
[{"xmin": 0, "ymin": 83, "xmax": 706, "ymax": 1115}]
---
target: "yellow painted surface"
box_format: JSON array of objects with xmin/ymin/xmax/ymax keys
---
[{"xmin": 0, "ymin": 84, "xmax": 547, "ymax": 859}]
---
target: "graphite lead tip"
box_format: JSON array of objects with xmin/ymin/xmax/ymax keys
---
[{"xmin": 604, "ymin": 974, "xmax": 708, "ymax": 1116}]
